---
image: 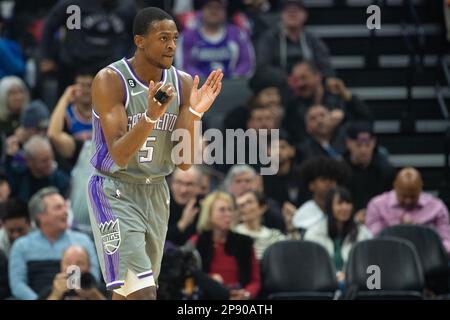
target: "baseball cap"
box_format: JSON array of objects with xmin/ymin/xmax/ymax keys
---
[
  {"xmin": 20, "ymin": 100, "xmax": 50, "ymax": 130},
  {"xmin": 346, "ymin": 121, "xmax": 375, "ymax": 142},
  {"xmin": 281, "ymin": 0, "xmax": 305, "ymax": 10}
]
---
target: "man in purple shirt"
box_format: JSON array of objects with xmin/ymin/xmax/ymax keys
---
[
  {"xmin": 176, "ymin": 0, "xmax": 254, "ymax": 78},
  {"xmin": 366, "ymin": 167, "xmax": 450, "ymax": 255}
]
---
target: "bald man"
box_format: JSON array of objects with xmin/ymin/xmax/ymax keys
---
[
  {"xmin": 365, "ymin": 167, "xmax": 450, "ymax": 254},
  {"xmin": 43, "ymin": 245, "xmax": 106, "ymax": 300}
]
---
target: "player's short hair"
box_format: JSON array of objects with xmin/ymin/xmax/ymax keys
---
[{"xmin": 133, "ymin": 7, "xmax": 174, "ymax": 36}]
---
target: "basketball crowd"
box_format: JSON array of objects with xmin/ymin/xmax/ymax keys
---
[{"xmin": 0, "ymin": 0, "xmax": 449, "ymax": 300}]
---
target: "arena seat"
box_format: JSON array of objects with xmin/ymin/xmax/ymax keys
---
[
  {"xmin": 345, "ymin": 238, "xmax": 424, "ymax": 299},
  {"xmin": 261, "ymin": 240, "xmax": 338, "ymax": 300}
]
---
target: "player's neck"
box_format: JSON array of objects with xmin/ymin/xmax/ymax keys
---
[{"xmin": 130, "ymin": 54, "xmax": 164, "ymax": 85}]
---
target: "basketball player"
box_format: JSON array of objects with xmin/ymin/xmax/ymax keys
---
[{"xmin": 87, "ymin": 7, "xmax": 223, "ymax": 300}]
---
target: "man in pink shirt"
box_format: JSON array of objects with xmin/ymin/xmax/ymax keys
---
[{"xmin": 366, "ymin": 167, "xmax": 450, "ymax": 255}]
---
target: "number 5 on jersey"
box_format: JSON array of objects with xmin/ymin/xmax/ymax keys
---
[{"xmin": 139, "ymin": 136, "xmax": 156, "ymax": 163}]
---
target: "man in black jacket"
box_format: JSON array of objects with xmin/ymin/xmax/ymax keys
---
[
  {"xmin": 39, "ymin": 0, "xmax": 137, "ymax": 94},
  {"xmin": 283, "ymin": 60, "xmax": 373, "ymax": 146},
  {"xmin": 167, "ymin": 167, "xmax": 202, "ymax": 246},
  {"xmin": 256, "ymin": 0, "xmax": 334, "ymax": 77},
  {"xmin": 343, "ymin": 121, "xmax": 396, "ymax": 223}
]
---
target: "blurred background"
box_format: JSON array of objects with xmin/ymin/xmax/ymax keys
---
[{"xmin": 0, "ymin": 0, "xmax": 449, "ymax": 301}]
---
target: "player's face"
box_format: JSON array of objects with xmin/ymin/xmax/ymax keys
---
[{"xmin": 137, "ymin": 19, "xmax": 179, "ymax": 70}]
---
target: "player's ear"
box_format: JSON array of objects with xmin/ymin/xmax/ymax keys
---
[{"xmin": 134, "ymin": 35, "xmax": 145, "ymax": 49}]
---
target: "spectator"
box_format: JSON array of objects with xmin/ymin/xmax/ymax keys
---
[
  {"xmin": 191, "ymin": 191, "xmax": 260, "ymax": 299},
  {"xmin": 167, "ymin": 166, "xmax": 202, "ymax": 246},
  {"xmin": 47, "ymin": 70, "xmax": 94, "ymax": 167},
  {"xmin": 68, "ymin": 140, "xmax": 94, "ymax": 235},
  {"xmin": 263, "ymin": 130, "xmax": 302, "ymax": 208},
  {"xmin": 39, "ymin": 245, "xmax": 106, "ymax": 300},
  {"xmin": 0, "ymin": 199, "xmax": 31, "ymax": 257},
  {"xmin": 0, "ymin": 16, "xmax": 26, "ymax": 78},
  {"xmin": 256, "ymin": 0, "xmax": 334, "ymax": 77},
  {"xmin": 224, "ymin": 165, "xmax": 285, "ymax": 231},
  {"xmin": 220, "ymin": 103, "xmax": 278, "ymax": 174},
  {"xmin": 0, "ymin": 172, "xmax": 11, "ymax": 203},
  {"xmin": 283, "ymin": 61, "xmax": 373, "ymax": 145},
  {"xmin": 4, "ymin": 100, "xmax": 49, "ymax": 170},
  {"xmin": 235, "ymin": 190, "xmax": 286, "ymax": 260},
  {"xmin": 39, "ymin": 0, "xmax": 137, "ymax": 94},
  {"xmin": 343, "ymin": 121, "xmax": 395, "ymax": 222},
  {"xmin": 291, "ymin": 157, "xmax": 350, "ymax": 235},
  {"xmin": 366, "ymin": 168, "xmax": 450, "ymax": 255},
  {"xmin": 304, "ymin": 187, "xmax": 372, "ymax": 283},
  {"xmin": 0, "ymin": 249, "xmax": 9, "ymax": 299},
  {"xmin": 9, "ymin": 187, "xmax": 99, "ymax": 300},
  {"xmin": 176, "ymin": 0, "xmax": 255, "ymax": 78},
  {"xmin": 297, "ymin": 104, "xmax": 344, "ymax": 161},
  {"xmin": 229, "ymin": 0, "xmax": 271, "ymax": 42},
  {"xmin": 224, "ymin": 67, "xmax": 285, "ymax": 130},
  {"xmin": 7, "ymin": 136, "xmax": 70, "ymax": 202},
  {"xmin": 0, "ymin": 76, "xmax": 29, "ymax": 137}
]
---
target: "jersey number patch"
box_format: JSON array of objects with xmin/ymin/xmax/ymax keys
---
[{"xmin": 139, "ymin": 136, "xmax": 156, "ymax": 163}]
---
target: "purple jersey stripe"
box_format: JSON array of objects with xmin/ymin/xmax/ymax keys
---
[{"xmin": 88, "ymin": 176, "xmax": 120, "ymax": 285}]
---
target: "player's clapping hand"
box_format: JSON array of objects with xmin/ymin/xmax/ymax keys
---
[
  {"xmin": 190, "ymin": 69, "xmax": 223, "ymax": 114},
  {"xmin": 147, "ymin": 81, "xmax": 176, "ymax": 121}
]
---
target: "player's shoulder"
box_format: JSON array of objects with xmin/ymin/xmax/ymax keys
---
[
  {"xmin": 175, "ymin": 68, "xmax": 193, "ymax": 83},
  {"xmin": 94, "ymin": 67, "xmax": 122, "ymax": 85},
  {"xmin": 92, "ymin": 67, "xmax": 124, "ymax": 97},
  {"xmin": 175, "ymin": 68, "xmax": 193, "ymax": 98}
]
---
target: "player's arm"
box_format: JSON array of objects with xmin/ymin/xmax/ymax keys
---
[
  {"xmin": 92, "ymin": 68, "xmax": 175, "ymax": 168},
  {"xmin": 174, "ymin": 69, "xmax": 223, "ymax": 170}
]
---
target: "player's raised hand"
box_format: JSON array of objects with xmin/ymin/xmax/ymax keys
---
[
  {"xmin": 147, "ymin": 81, "xmax": 176, "ymax": 121},
  {"xmin": 190, "ymin": 69, "xmax": 223, "ymax": 114}
]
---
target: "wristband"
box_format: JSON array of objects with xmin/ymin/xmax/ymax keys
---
[
  {"xmin": 144, "ymin": 111, "xmax": 159, "ymax": 123},
  {"xmin": 189, "ymin": 106, "xmax": 204, "ymax": 118}
]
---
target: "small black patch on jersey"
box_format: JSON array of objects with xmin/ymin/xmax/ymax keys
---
[{"xmin": 127, "ymin": 79, "xmax": 136, "ymax": 87}]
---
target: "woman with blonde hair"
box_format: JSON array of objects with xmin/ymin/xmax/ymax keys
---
[
  {"xmin": 0, "ymin": 76, "xmax": 29, "ymax": 135},
  {"xmin": 190, "ymin": 191, "xmax": 260, "ymax": 300}
]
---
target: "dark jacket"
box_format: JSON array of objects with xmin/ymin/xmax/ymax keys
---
[
  {"xmin": 196, "ymin": 231, "xmax": 254, "ymax": 287},
  {"xmin": 6, "ymin": 155, "xmax": 70, "ymax": 202},
  {"xmin": 40, "ymin": 0, "xmax": 136, "ymax": 68},
  {"xmin": 284, "ymin": 94, "xmax": 373, "ymax": 146},
  {"xmin": 0, "ymin": 249, "xmax": 10, "ymax": 300},
  {"xmin": 166, "ymin": 197, "xmax": 199, "ymax": 246},
  {"xmin": 344, "ymin": 150, "xmax": 396, "ymax": 211},
  {"xmin": 257, "ymin": 25, "xmax": 334, "ymax": 77}
]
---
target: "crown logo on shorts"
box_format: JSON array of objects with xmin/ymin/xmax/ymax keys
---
[{"xmin": 99, "ymin": 219, "xmax": 121, "ymax": 255}]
